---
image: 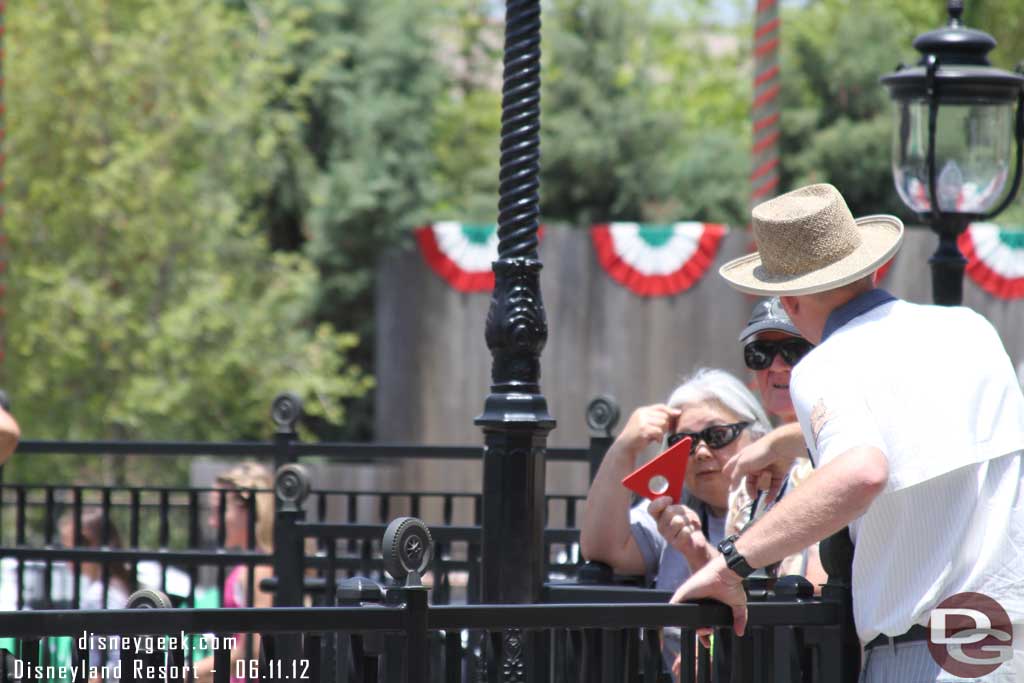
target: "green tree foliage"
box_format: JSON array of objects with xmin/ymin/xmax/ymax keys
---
[
  {"xmin": 429, "ymin": 1, "xmax": 503, "ymax": 221},
  {"xmin": 7, "ymin": 0, "xmax": 1024, "ymax": 475},
  {"xmin": 964, "ymin": 0, "xmax": 1024, "ymax": 71},
  {"xmin": 540, "ymin": 0, "xmax": 750, "ymax": 227},
  {"xmin": 5, "ymin": 0, "xmax": 372, "ymax": 469},
  {"xmin": 778, "ymin": 1, "xmax": 922, "ymax": 218},
  {"xmin": 251, "ymin": 0, "xmax": 451, "ymax": 438}
]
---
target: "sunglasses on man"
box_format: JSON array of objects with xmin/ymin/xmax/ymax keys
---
[
  {"xmin": 743, "ymin": 338, "xmax": 813, "ymax": 371},
  {"xmin": 666, "ymin": 422, "xmax": 750, "ymax": 454}
]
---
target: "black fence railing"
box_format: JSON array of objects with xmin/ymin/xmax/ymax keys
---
[
  {"xmin": 0, "ymin": 396, "xmax": 858, "ymax": 681},
  {"xmin": 0, "ymin": 398, "xmax": 613, "ymax": 623},
  {"xmin": 0, "ymin": 515, "xmax": 857, "ymax": 683}
]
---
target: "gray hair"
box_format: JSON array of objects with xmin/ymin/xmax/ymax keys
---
[
  {"xmin": 666, "ymin": 367, "xmax": 772, "ymax": 439},
  {"xmin": 665, "ymin": 368, "xmax": 772, "ymax": 513}
]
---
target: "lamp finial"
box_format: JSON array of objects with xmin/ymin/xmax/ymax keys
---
[{"xmin": 947, "ymin": 0, "xmax": 964, "ymax": 25}]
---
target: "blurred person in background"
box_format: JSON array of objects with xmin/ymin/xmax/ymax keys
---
[
  {"xmin": 59, "ymin": 509, "xmax": 134, "ymax": 682},
  {"xmin": 193, "ymin": 461, "xmax": 275, "ymax": 683}
]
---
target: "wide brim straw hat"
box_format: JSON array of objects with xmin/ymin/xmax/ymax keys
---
[{"xmin": 720, "ymin": 184, "xmax": 904, "ymax": 296}]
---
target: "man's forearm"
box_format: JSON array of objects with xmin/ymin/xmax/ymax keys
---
[{"xmin": 734, "ymin": 447, "xmax": 888, "ymax": 569}]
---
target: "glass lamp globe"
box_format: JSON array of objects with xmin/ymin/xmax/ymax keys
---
[
  {"xmin": 892, "ymin": 101, "xmax": 1013, "ymax": 214},
  {"xmin": 881, "ymin": 1, "xmax": 1024, "ymax": 222}
]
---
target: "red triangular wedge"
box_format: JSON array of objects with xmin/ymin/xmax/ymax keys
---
[{"xmin": 621, "ymin": 436, "xmax": 691, "ymax": 504}]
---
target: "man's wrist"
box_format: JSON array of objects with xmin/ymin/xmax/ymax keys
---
[
  {"xmin": 717, "ymin": 534, "xmax": 756, "ymax": 578},
  {"xmin": 733, "ymin": 536, "xmax": 760, "ymax": 569}
]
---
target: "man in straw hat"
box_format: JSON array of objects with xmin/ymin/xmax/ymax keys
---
[{"xmin": 671, "ymin": 184, "xmax": 1024, "ymax": 681}]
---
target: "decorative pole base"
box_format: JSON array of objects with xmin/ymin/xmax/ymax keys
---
[{"xmin": 929, "ymin": 219, "xmax": 970, "ymax": 306}]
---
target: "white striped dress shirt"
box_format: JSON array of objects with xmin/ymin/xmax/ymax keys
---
[{"xmin": 790, "ymin": 297, "xmax": 1024, "ymax": 645}]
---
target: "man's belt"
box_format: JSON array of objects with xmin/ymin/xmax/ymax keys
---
[{"xmin": 864, "ymin": 624, "xmax": 929, "ymax": 651}]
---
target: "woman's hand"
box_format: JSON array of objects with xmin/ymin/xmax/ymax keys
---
[
  {"xmin": 616, "ymin": 404, "xmax": 681, "ymax": 458},
  {"xmin": 648, "ymin": 497, "xmax": 716, "ymax": 572},
  {"xmin": 581, "ymin": 404, "xmax": 679, "ymax": 575}
]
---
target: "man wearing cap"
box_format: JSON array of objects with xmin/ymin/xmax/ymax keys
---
[
  {"xmin": 739, "ymin": 298, "xmax": 809, "ymax": 424},
  {"xmin": 725, "ymin": 299, "xmax": 826, "ymax": 584},
  {"xmin": 671, "ymin": 183, "xmax": 1024, "ymax": 681},
  {"xmin": 727, "ymin": 299, "xmax": 817, "ymax": 502}
]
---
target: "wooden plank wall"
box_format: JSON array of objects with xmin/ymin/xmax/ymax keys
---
[{"xmin": 375, "ymin": 227, "xmax": 1024, "ymax": 496}]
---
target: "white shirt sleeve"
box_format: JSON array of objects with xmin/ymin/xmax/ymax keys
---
[{"xmin": 791, "ymin": 362, "xmax": 888, "ymax": 469}]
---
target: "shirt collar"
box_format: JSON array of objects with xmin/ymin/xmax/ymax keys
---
[{"xmin": 821, "ymin": 288, "xmax": 896, "ymax": 342}]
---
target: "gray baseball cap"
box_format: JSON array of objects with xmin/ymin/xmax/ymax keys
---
[{"xmin": 738, "ymin": 297, "xmax": 802, "ymax": 343}]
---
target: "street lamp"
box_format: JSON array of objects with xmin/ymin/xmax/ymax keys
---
[{"xmin": 881, "ymin": 0, "xmax": 1024, "ymax": 305}]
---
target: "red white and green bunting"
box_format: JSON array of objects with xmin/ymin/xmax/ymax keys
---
[
  {"xmin": 958, "ymin": 223, "xmax": 1024, "ymax": 299},
  {"xmin": 591, "ymin": 223, "xmax": 728, "ymax": 297},
  {"xmin": 415, "ymin": 223, "xmax": 545, "ymax": 293}
]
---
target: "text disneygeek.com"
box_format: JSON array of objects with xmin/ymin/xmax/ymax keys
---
[{"xmin": 13, "ymin": 631, "xmax": 239, "ymax": 681}]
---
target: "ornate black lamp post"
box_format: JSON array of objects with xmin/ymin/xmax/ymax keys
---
[
  {"xmin": 475, "ymin": 0, "xmax": 553, "ymax": 677},
  {"xmin": 881, "ymin": 0, "xmax": 1024, "ymax": 306}
]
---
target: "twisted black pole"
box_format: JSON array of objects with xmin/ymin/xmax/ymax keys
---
[
  {"xmin": 496, "ymin": 0, "xmax": 542, "ymax": 262},
  {"xmin": 476, "ymin": 1, "xmax": 554, "ymax": 680}
]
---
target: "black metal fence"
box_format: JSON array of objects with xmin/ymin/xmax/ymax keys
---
[
  {"xmin": 0, "ymin": 394, "xmax": 612, "ymax": 611},
  {"xmin": 0, "ymin": 394, "xmax": 859, "ymax": 681},
  {"xmin": 0, "ymin": 514, "xmax": 857, "ymax": 683}
]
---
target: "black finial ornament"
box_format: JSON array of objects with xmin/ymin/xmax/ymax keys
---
[
  {"xmin": 271, "ymin": 392, "xmax": 303, "ymax": 433},
  {"xmin": 947, "ymin": 0, "xmax": 963, "ymax": 24}
]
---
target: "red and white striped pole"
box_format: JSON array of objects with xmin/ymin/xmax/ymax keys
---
[{"xmin": 751, "ymin": 0, "xmax": 780, "ymax": 209}]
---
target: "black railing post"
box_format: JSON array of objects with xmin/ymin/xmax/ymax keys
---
[
  {"xmin": 475, "ymin": 0, "xmax": 553, "ymax": 679},
  {"xmin": 272, "ymin": 465, "xmax": 309, "ymax": 608},
  {"xmin": 402, "ymin": 586, "xmax": 430, "ymax": 683},
  {"xmin": 584, "ymin": 396, "xmax": 619, "ymax": 483},
  {"xmin": 270, "ymin": 398, "xmax": 301, "ymax": 675},
  {"xmin": 272, "ymin": 464, "xmax": 310, "ymax": 672},
  {"xmin": 819, "ymin": 529, "xmax": 860, "ymax": 683},
  {"xmin": 270, "ymin": 393, "xmax": 303, "ymax": 471}
]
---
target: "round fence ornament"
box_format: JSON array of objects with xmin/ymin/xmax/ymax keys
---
[
  {"xmin": 275, "ymin": 464, "xmax": 311, "ymax": 508},
  {"xmin": 585, "ymin": 395, "xmax": 620, "ymax": 436},
  {"xmin": 271, "ymin": 392, "xmax": 303, "ymax": 432},
  {"xmin": 382, "ymin": 517, "xmax": 433, "ymax": 583},
  {"xmin": 126, "ymin": 588, "xmax": 173, "ymax": 609}
]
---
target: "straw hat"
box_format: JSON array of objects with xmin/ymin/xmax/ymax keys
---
[{"xmin": 719, "ymin": 184, "xmax": 904, "ymax": 296}]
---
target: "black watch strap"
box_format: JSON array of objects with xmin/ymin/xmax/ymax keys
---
[{"xmin": 717, "ymin": 534, "xmax": 755, "ymax": 578}]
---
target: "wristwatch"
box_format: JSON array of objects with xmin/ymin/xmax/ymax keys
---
[{"xmin": 717, "ymin": 534, "xmax": 755, "ymax": 578}]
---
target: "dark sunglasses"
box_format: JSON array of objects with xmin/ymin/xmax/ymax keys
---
[
  {"xmin": 743, "ymin": 339, "xmax": 813, "ymax": 371},
  {"xmin": 667, "ymin": 422, "xmax": 750, "ymax": 453}
]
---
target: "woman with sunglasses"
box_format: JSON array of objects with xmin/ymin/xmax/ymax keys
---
[{"xmin": 581, "ymin": 368, "xmax": 772, "ymax": 670}]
